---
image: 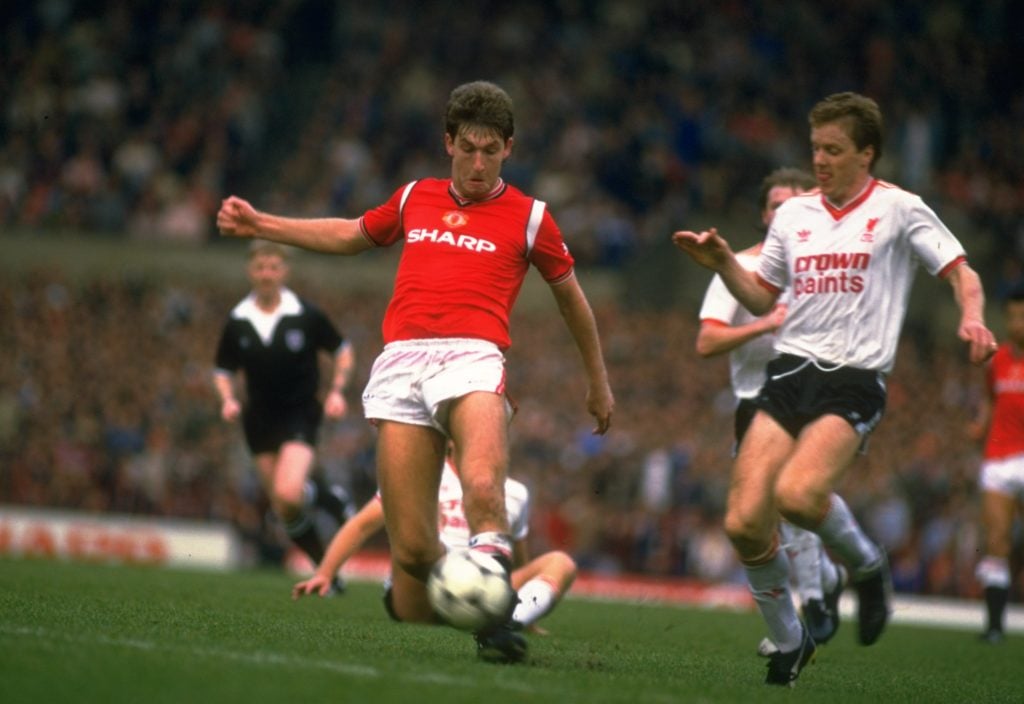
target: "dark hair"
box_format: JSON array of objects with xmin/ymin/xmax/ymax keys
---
[
  {"xmin": 809, "ymin": 92, "xmax": 884, "ymax": 168},
  {"xmin": 759, "ymin": 167, "xmax": 816, "ymax": 210},
  {"xmin": 444, "ymin": 81, "xmax": 514, "ymax": 142}
]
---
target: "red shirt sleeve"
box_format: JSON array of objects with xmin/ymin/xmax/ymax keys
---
[
  {"xmin": 360, "ymin": 182, "xmax": 417, "ymax": 247},
  {"xmin": 529, "ymin": 208, "xmax": 574, "ymax": 284}
]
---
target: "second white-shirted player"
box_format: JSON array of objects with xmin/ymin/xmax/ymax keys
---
[
  {"xmin": 674, "ymin": 91, "xmax": 997, "ymax": 686},
  {"xmin": 292, "ymin": 453, "xmax": 577, "ymax": 651}
]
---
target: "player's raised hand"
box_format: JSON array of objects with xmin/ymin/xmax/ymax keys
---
[
  {"xmin": 216, "ymin": 196, "xmax": 261, "ymax": 239},
  {"xmin": 671, "ymin": 227, "xmax": 733, "ymax": 271}
]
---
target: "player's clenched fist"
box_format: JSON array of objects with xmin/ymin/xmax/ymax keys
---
[{"xmin": 217, "ymin": 196, "xmax": 260, "ymax": 239}]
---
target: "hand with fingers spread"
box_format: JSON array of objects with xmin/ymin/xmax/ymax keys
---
[{"xmin": 671, "ymin": 227, "xmax": 735, "ymax": 271}]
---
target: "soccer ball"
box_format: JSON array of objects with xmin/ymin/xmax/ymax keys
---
[{"xmin": 427, "ymin": 549, "xmax": 515, "ymax": 631}]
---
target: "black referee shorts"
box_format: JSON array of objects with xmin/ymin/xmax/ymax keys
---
[
  {"xmin": 242, "ymin": 401, "xmax": 323, "ymax": 454},
  {"xmin": 755, "ymin": 354, "xmax": 887, "ymax": 439}
]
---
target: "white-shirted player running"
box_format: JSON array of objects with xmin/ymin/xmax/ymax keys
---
[
  {"xmin": 674, "ymin": 91, "xmax": 997, "ymax": 686},
  {"xmin": 292, "ymin": 447, "xmax": 576, "ymax": 636},
  {"xmin": 696, "ymin": 167, "xmax": 847, "ymax": 656}
]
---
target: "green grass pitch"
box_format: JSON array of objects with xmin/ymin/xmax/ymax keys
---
[{"xmin": 1, "ymin": 558, "xmax": 1021, "ymax": 703}]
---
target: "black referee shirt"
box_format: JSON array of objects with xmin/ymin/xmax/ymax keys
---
[{"xmin": 215, "ymin": 290, "xmax": 344, "ymax": 410}]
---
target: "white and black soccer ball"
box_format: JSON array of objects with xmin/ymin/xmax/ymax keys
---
[{"xmin": 427, "ymin": 549, "xmax": 515, "ymax": 632}]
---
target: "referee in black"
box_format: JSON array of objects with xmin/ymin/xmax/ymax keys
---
[{"xmin": 214, "ymin": 241, "xmax": 356, "ymax": 587}]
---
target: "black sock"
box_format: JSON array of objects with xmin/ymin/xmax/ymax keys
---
[
  {"xmin": 284, "ymin": 512, "xmax": 325, "ymax": 564},
  {"xmin": 311, "ymin": 476, "xmax": 354, "ymax": 525},
  {"xmin": 984, "ymin": 586, "xmax": 1008, "ymax": 633}
]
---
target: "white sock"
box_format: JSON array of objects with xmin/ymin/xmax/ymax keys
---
[
  {"xmin": 512, "ymin": 578, "xmax": 558, "ymax": 628},
  {"xmin": 820, "ymin": 553, "xmax": 840, "ymax": 594},
  {"xmin": 814, "ymin": 494, "xmax": 881, "ymax": 579},
  {"xmin": 747, "ymin": 550, "xmax": 803, "ymax": 652},
  {"xmin": 976, "ymin": 556, "xmax": 1011, "ymax": 588},
  {"xmin": 782, "ymin": 523, "xmax": 824, "ymax": 602}
]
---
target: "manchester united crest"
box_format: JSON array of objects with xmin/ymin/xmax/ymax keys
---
[{"xmin": 443, "ymin": 211, "xmax": 469, "ymax": 228}]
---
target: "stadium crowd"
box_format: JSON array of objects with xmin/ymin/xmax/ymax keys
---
[
  {"xmin": 2, "ymin": 1, "xmax": 1023, "ymax": 287},
  {"xmin": 2, "ymin": 1, "xmax": 1022, "ymax": 598}
]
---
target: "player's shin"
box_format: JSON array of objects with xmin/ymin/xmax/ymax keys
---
[{"xmin": 812, "ymin": 493, "xmax": 882, "ymax": 577}]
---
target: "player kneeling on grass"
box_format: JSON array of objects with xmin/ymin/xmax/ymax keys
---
[{"xmin": 292, "ymin": 453, "xmax": 576, "ymax": 658}]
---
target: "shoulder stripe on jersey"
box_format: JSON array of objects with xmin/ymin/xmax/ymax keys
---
[
  {"xmin": 398, "ymin": 180, "xmax": 418, "ymax": 219},
  {"xmin": 525, "ymin": 199, "xmax": 546, "ymax": 255}
]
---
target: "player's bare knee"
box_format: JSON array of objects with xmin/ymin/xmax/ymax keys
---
[
  {"xmin": 723, "ymin": 511, "xmax": 765, "ymax": 553},
  {"xmin": 775, "ymin": 483, "xmax": 823, "ymax": 527},
  {"xmin": 552, "ymin": 551, "xmax": 578, "ymax": 584},
  {"xmin": 391, "ymin": 542, "xmax": 444, "ymax": 582},
  {"xmin": 271, "ymin": 480, "xmax": 304, "ymax": 509}
]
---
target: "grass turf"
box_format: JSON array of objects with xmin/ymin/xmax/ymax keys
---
[{"xmin": 1, "ymin": 558, "xmax": 1021, "ymax": 703}]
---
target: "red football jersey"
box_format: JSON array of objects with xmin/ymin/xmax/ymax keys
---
[
  {"xmin": 983, "ymin": 343, "xmax": 1024, "ymax": 460},
  {"xmin": 360, "ymin": 178, "xmax": 574, "ymax": 350}
]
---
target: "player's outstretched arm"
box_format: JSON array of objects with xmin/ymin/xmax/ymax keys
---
[
  {"xmin": 672, "ymin": 228, "xmax": 776, "ymax": 315},
  {"xmin": 946, "ymin": 262, "xmax": 998, "ymax": 365},
  {"xmin": 548, "ymin": 273, "xmax": 614, "ymax": 435},
  {"xmin": 217, "ymin": 195, "xmax": 373, "ymax": 256},
  {"xmin": 292, "ymin": 498, "xmax": 387, "ymax": 599}
]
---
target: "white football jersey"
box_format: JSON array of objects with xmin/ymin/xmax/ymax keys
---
[
  {"xmin": 758, "ymin": 179, "xmax": 966, "ymax": 373},
  {"xmin": 436, "ymin": 460, "xmax": 530, "ymax": 549},
  {"xmin": 699, "ymin": 251, "xmax": 778, "ymax": 399}
]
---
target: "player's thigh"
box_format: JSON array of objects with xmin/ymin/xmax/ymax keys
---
[
  {"xmin": 729, "ymin": 411, "xmax": 794, "ymax": 527},
  {"xmin": 447, "ymin": 391, "xmax": 510, "ymax": 470},
  {"xmin": 375, "ymin": 420, "xmax": 447, "ymax": 557},
  {"xmin": 776, "ymin": 414, "xmax": 861, "ymax": 522},
  {"xmin": 981, "ymin": 490, "xmax": 1017, "ymax": 555}
]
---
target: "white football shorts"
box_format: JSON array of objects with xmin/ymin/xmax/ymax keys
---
[
  {"xmin": 979, "ymin": 453, "xmax": 1024, "ymax": 499},
  {"xmin": 361, "ymin": 338, "xmax": 512, "ymax": 435}
]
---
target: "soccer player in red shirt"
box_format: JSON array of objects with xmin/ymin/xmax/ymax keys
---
[
  {"xmin": 970, "ymin": 284, "xmax": 1024, "ymax": 643},
  {"xmin": 217, "ymin": 81, "xmax": 614, "ymax": 663}
]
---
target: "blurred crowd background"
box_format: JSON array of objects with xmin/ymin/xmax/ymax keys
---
[{"xmin": 2, "ymin": 0, "xmax": 1022, "ymax": 599}]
